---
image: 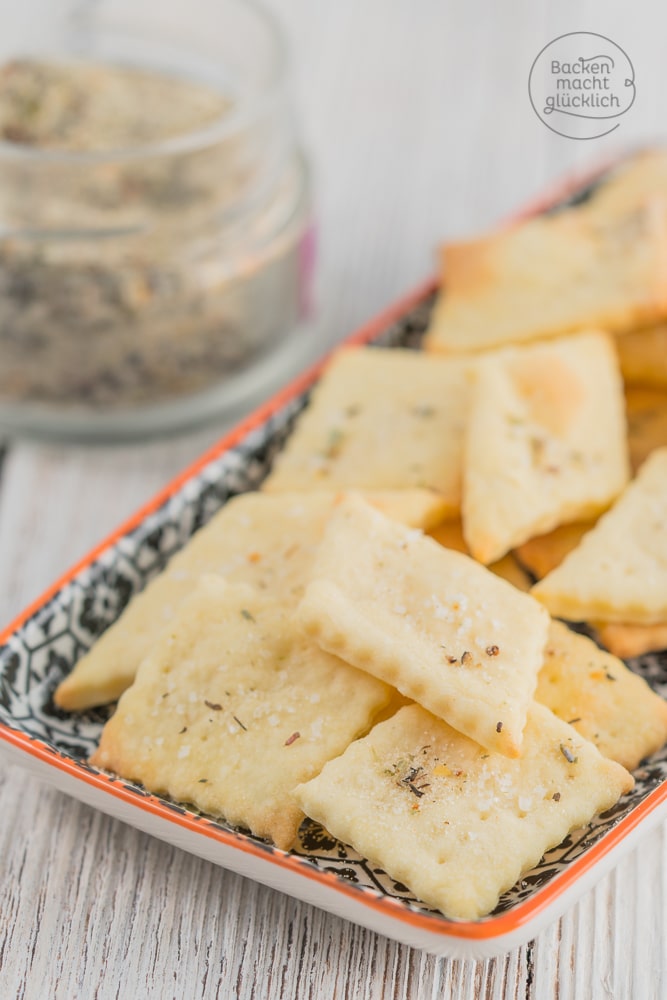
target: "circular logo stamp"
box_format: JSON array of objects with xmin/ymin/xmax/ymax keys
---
[{"xmin": 528, "ymin": 32, "xmax": 635, "ymax": 139}]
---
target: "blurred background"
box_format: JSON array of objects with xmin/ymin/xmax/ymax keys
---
[
  {"xmin": 0, "ymin": 0, "xmax": 662, "ymax": 441},
  {"xmin": 276, "ymin": 0, "xmax": 662, "ymax": 350}
]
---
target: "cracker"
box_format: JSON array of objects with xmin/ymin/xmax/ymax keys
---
[
  {"xmin": 536, "ymin": 621, "xmax": 667, "ymax": 770},
  {"xmin": 294, "ymin": 703, "xmax": 632, "ymax": 920},
  {"xmin": 625, "ymin": 386, "xmax": 667, "ymax": 472},
  {"xmin": 588, "ymin": 151, "xmax": 667, "ymax": 219},
  {"xmin": 593, "ymin": 621, "xmax": 667, "ymax": 659},
  {"xmin": 617, "ymin": 326, "xmax": 667, "ymax": 390},
  {"xmin": 424, "ymin": 200, "xmax": 667, "ymax": 354},
  {"xmin": 515, "ymin": 510, "xmax": 667, "ymax": 656},
  {"xmin": 428, "ymin": 520, "xmax": 531, "ymax": 590},
  {"xmin": 489, "ymin": 554, "xmax": 532, "ymax": 592},
  {"xmin": 55, "ymin": 489, "xmax": 445, "ymax": 711},
  {"xmin": 262, "ymin": 347, "xmax": 472, "ymax": 511},
  {"xmin": 298, "ymin": 496, "xmax": 550, "ymax": 757},
  {"xmin": 90, "ymin": 577, "xmax": 392, "ymax": 850},
  {"xmin": 462, "ymin": 332, "xmax": 629, "ymax": 564},
  {"xmin": 516, "ymin": 521, "xmax": 595, "ymax": 579},
  {"xmin": 533, "ymin": 448, "xmax": 667, "ymax": 624}
]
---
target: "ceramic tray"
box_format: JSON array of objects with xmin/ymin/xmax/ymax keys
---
[{"xmin": 2, "ymin": 157, "xmax": 667, "ymax": 959}]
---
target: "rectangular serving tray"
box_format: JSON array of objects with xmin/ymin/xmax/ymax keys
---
[{"xmin": 2, "ymin": 155, "xmax": 667, "ymax": 959}]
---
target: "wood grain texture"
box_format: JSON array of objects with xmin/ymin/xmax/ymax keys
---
[{"xmin": 1, "ymin": 0, "xmax": 667, "ymax": 996}]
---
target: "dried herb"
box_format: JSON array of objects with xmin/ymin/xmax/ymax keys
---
[
  {"xmin": 321, "ymin": 428, "xmax": 345, "ymax": 459},
  {"xmin": 560, "ymin": 743, "xmax": 578, "ymax": 764},
  {"xmin": 399, "ymin": 766, "xmax": 430, "ymax": 798},
  {"xmin": 240, "ymin": 609, "xmax": 256, "ymax": 623},
  {"xmin": 496, "ymin": 721, "xmax": 503, "ymax": 733},
  {"xmin": 284, "ymin": 731, "xmax": 301, "ymax": 746},
  {"xmin": 460, "ymin": 651, "xmax": 473, "ymax": 666},
  {"xmin": 552, "ymin": 791, "xmax": 561, "ymax": 802},
  {"xmin": 411, "ymin": 404, "xmax": 436, "ymax": 418},
  {"xmin": 233, "ymin": 715, "xmax": 248, "ymax": 731},
  {"xmin": 204, "ymin": 700, "xmax": 222, "ymax": 711},
  {"xmin": 178, "ymin": 726, "xmax": 187, "ymax": 735}
]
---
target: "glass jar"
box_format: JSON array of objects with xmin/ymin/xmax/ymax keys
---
[{"xmin": 0, "ymin": 0, "xmax": 314, "ymax": 440}]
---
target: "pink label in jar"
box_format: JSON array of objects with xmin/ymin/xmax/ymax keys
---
[{"xmin": 298, "ymin": 221, "xmax": 317, "ymax": 320}]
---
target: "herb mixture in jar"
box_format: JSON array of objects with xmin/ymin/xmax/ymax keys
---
[{"xmin": 0, "ymin": 57, "xmax": 310, "ymax": 414}]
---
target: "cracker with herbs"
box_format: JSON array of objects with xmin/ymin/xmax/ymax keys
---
[
  {"xmin": 424, "ymin": 200, "xmax": 667, "ymax": 355},
  {"xmin": 536, "ymin": 621, "xmax": 667, "ymax": 770},
  {"xmin": 533, "ymin": 448, "xmax": 667, "ymax": 624},
  {"xmin": 297, "ymin": 496, "xmax": 550, "ymax": 757},
  {"xmin": 262, "ymin": 347, "xmax": 472, "ymax": 513},
  {"xmin": 55, "ymin": 488, "xmax": 446, "ymax": 712},
  {"xmin": 295, "ymin": 703, "xmax": 632, "ymax": 920},
  {"xmin": 90, "ymin": 576, "xmax": 392, "ymax": 851},
  {"xmin": 617, "ymin": 326, "xmax": 667, "ymax": 390},
  {"xmin": 462, "ymin": 331, "xmax": 629, "ymax": 565},
  {"xmin": 593, "ymin": 620, "xmax": 667, "ymax": 660},
  {"xmin": 586, "ymin": 150, "xmax": 667, "ymax": 220}
]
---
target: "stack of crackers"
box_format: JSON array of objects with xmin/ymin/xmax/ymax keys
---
[{"xmin": 56, "ymin": 150, "xmax": 667, "ymax": 921}]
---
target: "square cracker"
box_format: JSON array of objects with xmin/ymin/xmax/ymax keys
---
[
  {"xmin": 625, "ymin": 386, "xmax": 667, "ymax": 472},
  {"xmin": 617, "ymin": 326, "xmax": 667, "ymax": 390},
  {"xmin": 262, "ymin": 347, "xmax": 471, "ymax": 511},
  {"xmin": 593, "ymin": 620, "xmax": 667, "ymax": 659},
  {"xmin": 424, "ymin": 199, "xmax": 667, "ymax": 354},
  {"xmin": 515, "ymin": 521, "xmax": 596, "ymax": 580},
  {"xmin": 536, "ymin": 621, "xmax": 667, "ymax": 770},
  {"xmin": 295, "ymin": 703, "xmax": 633, "ymax": 920},
  {"xmin": 462, "ymin": 332, "xmax": 629, "ymax": 564},
  {"xmin": 297, "ymin": 496, "xmax": 550, "ymax": 757},
  {"xmin": 55, "ymin": 488, "xmax": 445, "ymax": 712},
  {"xmin": 90, "ymin": 577, "xmax": 392, "ymax": 850},
  {"xmin": 514, "ymin": 515, "xmax": 667, "ymax": 658},
  {"xmin": 533, "ymin": 448, "xmax": 667, "ymax": 624},
  {"xmin": 587, "ymin": 151, "xmax": 667, "ymax": 219}
]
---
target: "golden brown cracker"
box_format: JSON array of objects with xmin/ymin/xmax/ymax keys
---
[
  {"xmin": 55, "ymin": 489, "xmax": 445, "ymax": 711},
  {"xmin": 462, "ymin": 332, "xmax": 628, "ymax": 564},
  {"xmin": 516, "ymin": 521, "xmax": 595, "ymax": 580},
  {"xmin": 262, "ymin": 347, "xmax": 472, "ymax": 512},
  {"xmin": 298, "ymin": 496, "xmax": 550, "ymax": 757},
  {"xmin": 533, "ymin": 448, "xmax": 667, "ymax": 624},
  {"xmin": 425, "ymin": 200, "xmax": 667, "ymax": 354},
  {"xmin": 90, "ymin": 577, "xmax": 392, "ymax": 850},
  {"xmin": 625, "ymin": 386, "xmax": 667, "ymax": 472},
  {"xmin": 295, "ymin": 703, "xmax": 632, "ymax": 920},
  {"xmin": 536, "ymin": 621, "xmax": 667, "ymax": 770}
]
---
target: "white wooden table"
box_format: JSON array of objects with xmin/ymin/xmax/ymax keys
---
[{"xmin": 1, "ymin": 1, "xmax": 666, "ymax": 995}]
